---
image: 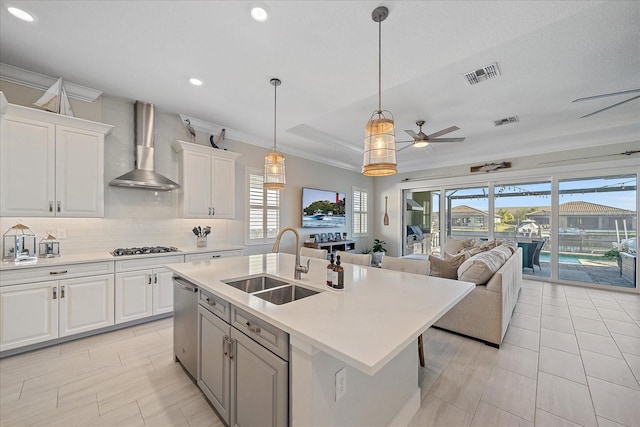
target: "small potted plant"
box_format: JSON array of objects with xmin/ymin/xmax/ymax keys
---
[{"xmin": 371, "ymin": 239, "xmax": 387, "ymax": 266}]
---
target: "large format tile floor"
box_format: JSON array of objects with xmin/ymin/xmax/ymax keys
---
[{"xmin": 1, "ymin": 279, "xmax": 639, "ymax": 426}]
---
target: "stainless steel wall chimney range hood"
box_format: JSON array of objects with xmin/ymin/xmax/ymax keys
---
[{"xmin": 109, "ymin": 101, "xmax": 180, "ymax": 191}]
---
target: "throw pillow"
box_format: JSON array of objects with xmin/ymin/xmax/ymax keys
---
[
  {"xmin": 442, "ymin": 238, "xmax": 467, "ymax": 255},
  {"xmin": 457, "ymin": 247, "xmax": 509, "ymax": 284},
  {"xmin": 429, "ymin": 252, "xmax": 465, "ymax": 279}
]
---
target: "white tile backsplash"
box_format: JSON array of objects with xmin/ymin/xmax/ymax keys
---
[{"xmin": 0, "ymin": 217, "xmax": 235, "ymax": 254}]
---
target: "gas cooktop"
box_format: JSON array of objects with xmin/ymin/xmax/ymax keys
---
[{"xmin": 111, "ymin": 246, "xmax": 181, "ymax": 257}]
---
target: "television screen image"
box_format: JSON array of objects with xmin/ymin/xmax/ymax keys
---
[{"xmin": 302, "ymin": 187, "xmax": 346, "ymax": 228}]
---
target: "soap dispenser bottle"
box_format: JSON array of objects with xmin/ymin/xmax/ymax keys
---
[
  {"xmin": 334, "ymin": 255, "xmax": 344, "ymax": 290},
  {"xmin": 326, "ymin": 253, "xmax": 335, "ymax": 287}
]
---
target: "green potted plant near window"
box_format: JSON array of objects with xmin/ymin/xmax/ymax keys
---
[{"xmin": 371, "ymin": 238, "xmax": 387, "ymax": 266}]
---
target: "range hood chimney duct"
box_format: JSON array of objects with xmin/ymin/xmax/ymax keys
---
[{"xmin": 109, "ymin": 101, "xmax": 180, "ymax": 191}]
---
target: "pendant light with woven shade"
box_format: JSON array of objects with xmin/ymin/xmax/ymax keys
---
[
  {"xmin": 264, "ymin": 78, "xmax": 286, "ymax": 190},
  {"xmin": 362, "ymin": 6, "xmax": 397, "ymax": 177}
]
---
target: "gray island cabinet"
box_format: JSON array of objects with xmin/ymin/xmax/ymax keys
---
[
  {"xmin": 168, "ymin": 253, "xmax": 473, "ymax": 427},
  {"xmin": 198, "ymin": 288, "xmax": 288, "ymax": 427}
]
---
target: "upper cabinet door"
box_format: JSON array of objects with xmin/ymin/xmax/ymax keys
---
[
  {"xmin": 0, "ymin": 116, "xmax": 56, "ymax": 217},
  {"xmin": 182, "ymin": 149, "xmax": 214, "ymax": 218},
  {"xmin": 175, "ymin": 141, "xmax": 241, "ymax": 219},
  {"xmin": 55, "ymin": 125, "xmax": 105, "ymax": 217},
  {"xmin": 211, "ymin": 155, "xmax": 236, "ymax": 219}
]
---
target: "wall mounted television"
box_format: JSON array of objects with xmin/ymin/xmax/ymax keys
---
[{"xmin": 302, "ymin": 187, "xmax": 346, "ymax": 228}]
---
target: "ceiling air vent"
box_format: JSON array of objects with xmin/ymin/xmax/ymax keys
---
[
  {"xmin": 464, "ymin": 62, "xmax": 501, "ymax": 86},
  {"xmin": 493, "ymin": 116, "xmax": 519, "ymax": 127}
]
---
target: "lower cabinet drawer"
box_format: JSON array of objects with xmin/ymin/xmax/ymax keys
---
[
  {"xmin": 231, "ymin": 306, "xmax": 289, "ymax": 361},
  {"xmin": 1, "ymin": 261, "xmax": 114, "ymax": 286},
  {"xmin": 199, "ymin": 289, "xmax": 231, "ymax": 323}
]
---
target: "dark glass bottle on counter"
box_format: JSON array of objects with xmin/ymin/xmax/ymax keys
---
[
  {"xmin": 333, "ymin": 255, "xmax": 344, "ymax": 290},
  {"xmin": 326, "ymin": 253, "xmax": 335, "ymax": 287}
]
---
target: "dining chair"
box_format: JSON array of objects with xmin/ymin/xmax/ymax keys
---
[
  {"xmin": 335, "ymin": 251, "xmax": 371, "ymax": 266},
  {"xmin": 300, "ymin": 246, "xmax": 328, "ymax": 260},
  {"xmin": 381, "ymin": 256, "xmax": 430, "ymax": 367}
]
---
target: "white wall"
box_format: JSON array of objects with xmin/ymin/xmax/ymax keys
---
[{"xmin": 0, "ymin": 82, "xmax": 374, "ymax": 255}]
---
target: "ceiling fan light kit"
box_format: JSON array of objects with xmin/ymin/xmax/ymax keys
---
[
  {"xmin": 264, "ymin": 78, "xmax": 286, "ymax": 190},
  {"xmin": 362, "ymin": 6, "xmax": 397, "ymax": 177}
]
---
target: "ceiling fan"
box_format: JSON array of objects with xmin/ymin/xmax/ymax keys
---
[
  {"xmin": 397, "ymin": 120, "xmax": 465, "ymax": 152},
  {"xmin": 573, "ymin": 89, "xmax": 640, "ymax": 118}
]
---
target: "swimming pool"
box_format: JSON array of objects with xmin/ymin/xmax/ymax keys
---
[{"xmin": 538, "ymin": 252, "xmax": 611, "ymax": 264}]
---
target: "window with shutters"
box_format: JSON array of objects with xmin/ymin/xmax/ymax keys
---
[
  {"xmin": 247, "ymin": 169, "xmax": 280, "ymax": 243},
  {"xmin": 352, "ymin": 187, "xmax": 368, "ymax": 236}
]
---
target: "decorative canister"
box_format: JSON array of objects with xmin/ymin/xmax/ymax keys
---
[
  {"xmin": 39, "ymin": 233, "xmax": 61, "ymax": 258},
  {"xmin": 3, "ymin": 223, "xmax": 37, "ymax": 262}
]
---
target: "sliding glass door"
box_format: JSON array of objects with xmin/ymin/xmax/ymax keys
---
[
  {"xmin": 558, "ymin": 175, "xmax": 636, "ymax": 289},
  {"xmin": 403, "ymin": 189, "xmax": 439, "ymax": 256},
  {"xmin": 494, "ymin": 181, "xmax": 552, "ymax": 278}
]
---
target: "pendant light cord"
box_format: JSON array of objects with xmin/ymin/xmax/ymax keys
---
[
  {"xmin": 273, "ymin": 83, "xmax": 277, "ymax": 151},
  {"xmin": 378, "ymin": 19, "xmax": 382, "ymax": 113}
]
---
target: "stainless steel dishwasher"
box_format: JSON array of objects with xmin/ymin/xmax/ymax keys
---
[{"xmin": 173, "ymin": 275, "xmax": 198, "ymax": 379}]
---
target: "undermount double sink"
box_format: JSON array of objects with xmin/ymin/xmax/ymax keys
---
[{"xmin": 223, "ymin": 274, "xmax": 320, "ymax": 305}]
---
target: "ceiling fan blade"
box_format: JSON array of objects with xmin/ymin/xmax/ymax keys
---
[
  {"xmin": 396, "ymin": 144, "xmax": 413, "ymax": 153},
  {"xmin": 404, "ymin": 130, "xmax": 420, "ymax": 139},
  {"xmin": 572, "ymin": 89, "xmax": 640, "ymax": 103},
  {"xmin": 580, "ymin": 95, "xmax": 640, "ymax": 118},
  {"xmin": 428, "ymin": 126, "xmax": 460, "ymax": 139},
  {"xmin": 430, "ymin": 137, "xmax": 466, "ymax": 143}
]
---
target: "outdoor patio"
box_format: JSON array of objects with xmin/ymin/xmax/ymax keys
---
[{"xmin": 525, "ymin": 262, "xmax": 635, "ymax": 289}]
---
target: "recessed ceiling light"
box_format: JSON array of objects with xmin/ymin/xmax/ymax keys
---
[
  {"xmin": 8, "ymin": 6, "xmax": 34, "ymax": 22},
  {"xmin": 250, "ymin": 5, "xmax": 269, "ymax": 22},
  {"xmin": 189, "ymin": 78, "xmax": 203, "ymax": 86}
]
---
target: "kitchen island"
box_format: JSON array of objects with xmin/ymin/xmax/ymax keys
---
[{"xmin": 168, "ymin": 253, "xmax": 474, "ymax": 426}]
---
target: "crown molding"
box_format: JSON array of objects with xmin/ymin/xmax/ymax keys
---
[{"xmin": 0, "ymin": 63, "xmax": 103, "ymax": 103}]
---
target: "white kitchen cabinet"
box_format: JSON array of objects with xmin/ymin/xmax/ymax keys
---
[
  {"xmin": 0, "ymin": 281, "xmax": 58, "ymax": 351},
  {"xmin": 58, "ymin": 274, "xmax": 114, "ymax": 337},
  {"xmin": 0, "ymin": 101, "xmax": 112, "ymax": 218},
  {"xmin": 174, "ymin": 141, "xmax": 241, "ymax": 219},
  {"xmin": 0, "ymin": 273, "xmax": 114, "ymax": 352},
  {"xmin": 115, "ymin": 256, "xmax": 182, "ymax": 324},
  {"xmin": 184, "ymin": 250, "xmax": 243, "ymax": 262}
]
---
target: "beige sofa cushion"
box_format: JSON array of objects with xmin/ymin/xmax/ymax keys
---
[
  {"xmin": 457, "ymin": 247, "xmax": 509, "ymax": 284},
  {"xmin": 442, "ymin": 237, "xmax": 473, "ymax": 255},
  {"xmin": 429, "ymin": 252, "xmax": 465, "ymax": 279}
]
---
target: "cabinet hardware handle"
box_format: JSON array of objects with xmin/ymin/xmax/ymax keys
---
[
  {"xmin": 148, "ymin": 274, "xmax": 152, "ymax": 285},
  {"xmin": 211, "ymin": 207, "xmax": 215, "ymax": 216},
  {"xmin": 52, "ymin": 287, "xmax": 57, "ymax": 299},
  {"xmin": 49, "ymin": 201, "xmax": 53, "ymax": 212},
  {"xmin": 223, "ymin": 335, "xmax": 229, "ymax": 357},
  {"xmin": 61, "ymin": 285, "xmax": 65, "ymax": 299},
  {"xmin": 57, "ymin": 201, "xmax": 61, "ymax": 212},
  {"xmin": 154, "ymin": 273, "xmax": 158, "ymax": 284},
  {"xmin": 212, "ymin": 255, "xmax": 221, "ymax": 259},
  {"xmin": 205, "ymin": 297, "xmax": 216, "ymax": 306},
  {"xmin": 208, "ymin": 207, "xmax": 212, "ymax": 216},
  {"xmin": 228, "ymin": 338, "xmax": 235, "ymax": 360},
  {"xmin": 246, "ymin": 322, "xmax": 261, "ymax": 335},
  {"xmin": 49, "ymin": 270, "xmax": 68, "ymax": 275}
]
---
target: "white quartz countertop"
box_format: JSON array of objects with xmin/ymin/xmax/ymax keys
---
[
  {"xmin": 0, "ymin": 244, "xmax": 244, "ymax": 271},
  {"xmin": 168, "ymin": 253, "xmax": 474, "ymax": 375}
]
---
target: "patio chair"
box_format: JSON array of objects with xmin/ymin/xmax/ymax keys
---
[{"xmin": 531, "ymin": 240, "xmax": 545, "ymax": 272}]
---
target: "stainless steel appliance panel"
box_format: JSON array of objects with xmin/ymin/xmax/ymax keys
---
[{"xmin": 173, "ymin": 275, "xmax": 198, "ymax": 379}]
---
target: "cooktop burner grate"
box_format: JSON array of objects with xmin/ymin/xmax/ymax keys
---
[{"xmin": 111, "ymin": 246, "xmax": 180, "ymax": 257}]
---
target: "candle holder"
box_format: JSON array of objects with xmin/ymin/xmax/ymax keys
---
[
  {"xmin": 39, "ymin": 233, "xmax": 61, "ymax": 258},
  {"xmin": 3, "ymin": 223, "xmax": 37, "ymax": 262}
]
